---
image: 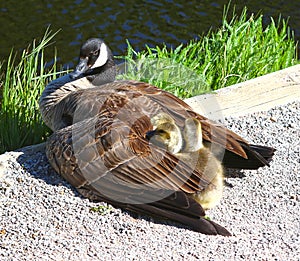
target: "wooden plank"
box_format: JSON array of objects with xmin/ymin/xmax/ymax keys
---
[{"xmin": 184, "ymin": 64, "xmax": 300, "ymax": 121}]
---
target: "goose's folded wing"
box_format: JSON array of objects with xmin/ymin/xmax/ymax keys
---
[
  {"xmin": 45, "ymin": 113, "xmax": 234, "ymax": 235},
  {"xmin": 100, "ymin": 80, "xmax": 249, "ymax": 158},
  {"xmin": 46, "ymin": 113, "xmax": 210, "ymax": 195}
]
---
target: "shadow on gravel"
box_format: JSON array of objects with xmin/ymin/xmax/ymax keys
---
[
  {"xmin": 15, "ymin": 143, "xmax": 83, "ymax": 198},
  {"xmin": 225, "ymin": 168, "xmax": 246, "ymax": 178},
  {"xmin": 223, "ymin": 168, "xmax": 246, "ymax": 188}
]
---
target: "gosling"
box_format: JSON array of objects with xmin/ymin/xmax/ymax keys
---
[{"xmin": 146, "ymin": 113, "xmax": 224, "ymax": 210}]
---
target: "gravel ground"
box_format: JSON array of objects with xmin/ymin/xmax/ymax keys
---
[{"xmin": 0, "ymin": 101, "xmax": 299, "ymax": 261}]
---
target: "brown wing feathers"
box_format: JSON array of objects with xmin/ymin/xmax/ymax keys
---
[{"xmin": 46, "ymin": 110, "xmax": 210, "ymax": 193}]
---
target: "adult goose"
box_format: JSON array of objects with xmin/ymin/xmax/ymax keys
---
[{"xmin": 39, "ymin": 38, "xmax": 275, "ymax": 236}]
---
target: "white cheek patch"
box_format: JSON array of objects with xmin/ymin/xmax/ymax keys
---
[{"xmin": 91, "ymin": 43, "xmax": 108, "ymax": 68}]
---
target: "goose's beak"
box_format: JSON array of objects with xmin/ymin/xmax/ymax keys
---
[{"xmin": 70, "ymin": 57, "xmax": 90, "ymax": 79}]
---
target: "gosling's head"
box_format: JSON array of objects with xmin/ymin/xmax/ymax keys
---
[
  {"xmin": 146, "ymin": 113, "xmax": 183, "ymax": 154},
  {"xmin": 183, "ymin": 117, "xmax": 204, "ymax": 152}
]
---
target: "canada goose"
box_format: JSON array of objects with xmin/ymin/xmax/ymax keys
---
[
  {"xmin": 146, "ymin": 113, "xmax": 224, "ymax": 210},
  {"xmin": 40, "ymin": 38, "xmax": 275, "ymax": 236}
]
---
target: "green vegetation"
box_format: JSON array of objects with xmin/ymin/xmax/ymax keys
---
[
  {"xmin": 117, "ymin": 42, "xmax": 210, "ymax": 98},
  {"xmin": 90, "ymin": 205, "xmax": 112, "ymax": 215},
  {"xmin": 0, "ymin": 29, "xmax": 65, "ymax": 153},
  {"xmin": 119, "ymin": 6, "xmax": 298, "ymax": 97},
  {"xmin": 0, "ymin": 6, "xmax": 298, "ymax": 153}
]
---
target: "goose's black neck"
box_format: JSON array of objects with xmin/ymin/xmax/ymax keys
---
[{"xmin": 86, "ymin": 57, "xmax": 117, "ymax": 85}]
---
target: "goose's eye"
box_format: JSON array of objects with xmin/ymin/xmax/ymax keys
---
[{"xmin": 92, "ymin": 50, "xmax": 100, "ymax": 57}]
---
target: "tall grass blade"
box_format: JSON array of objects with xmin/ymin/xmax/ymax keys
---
[{"xmin": 0, "ymin": 29, "xmax": 63, "ymax": 153}]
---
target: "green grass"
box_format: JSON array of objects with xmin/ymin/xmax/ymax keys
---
[
  {"xmin": 0, "ymin": 6, "xmax": 298, "ymax": 153},
  {"xmin": 0, "ymin": 29, "xmax": 65, "ymax": 153},
  {"xmin": 117, "ymin": 43, "xmax": 210, "ymax": 98},
  {"xmin": 90, "ymin": 205, "xmax": 112, "ymax": 215},
  {"xmin": 118, "ymin": 6, "xmax": 298, "ymax": 97}
]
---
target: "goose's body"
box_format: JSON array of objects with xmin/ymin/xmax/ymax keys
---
[{"xmin": 40, "ymin": 38, "xmax": 275, "ymax": 236}]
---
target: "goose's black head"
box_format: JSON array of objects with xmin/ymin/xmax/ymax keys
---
[{"xmin": 70, "ymin": 38, "xmax": 116, "ymax": 85}]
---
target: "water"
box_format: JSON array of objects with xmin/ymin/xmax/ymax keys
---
[{"xmin": 0, "ymin": 0, "xmax": 299, "ymax": 69}]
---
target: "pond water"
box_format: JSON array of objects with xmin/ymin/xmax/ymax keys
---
[{"xmin": 0, "ymin": 0, "xmax": 299, "ymax": 69}]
